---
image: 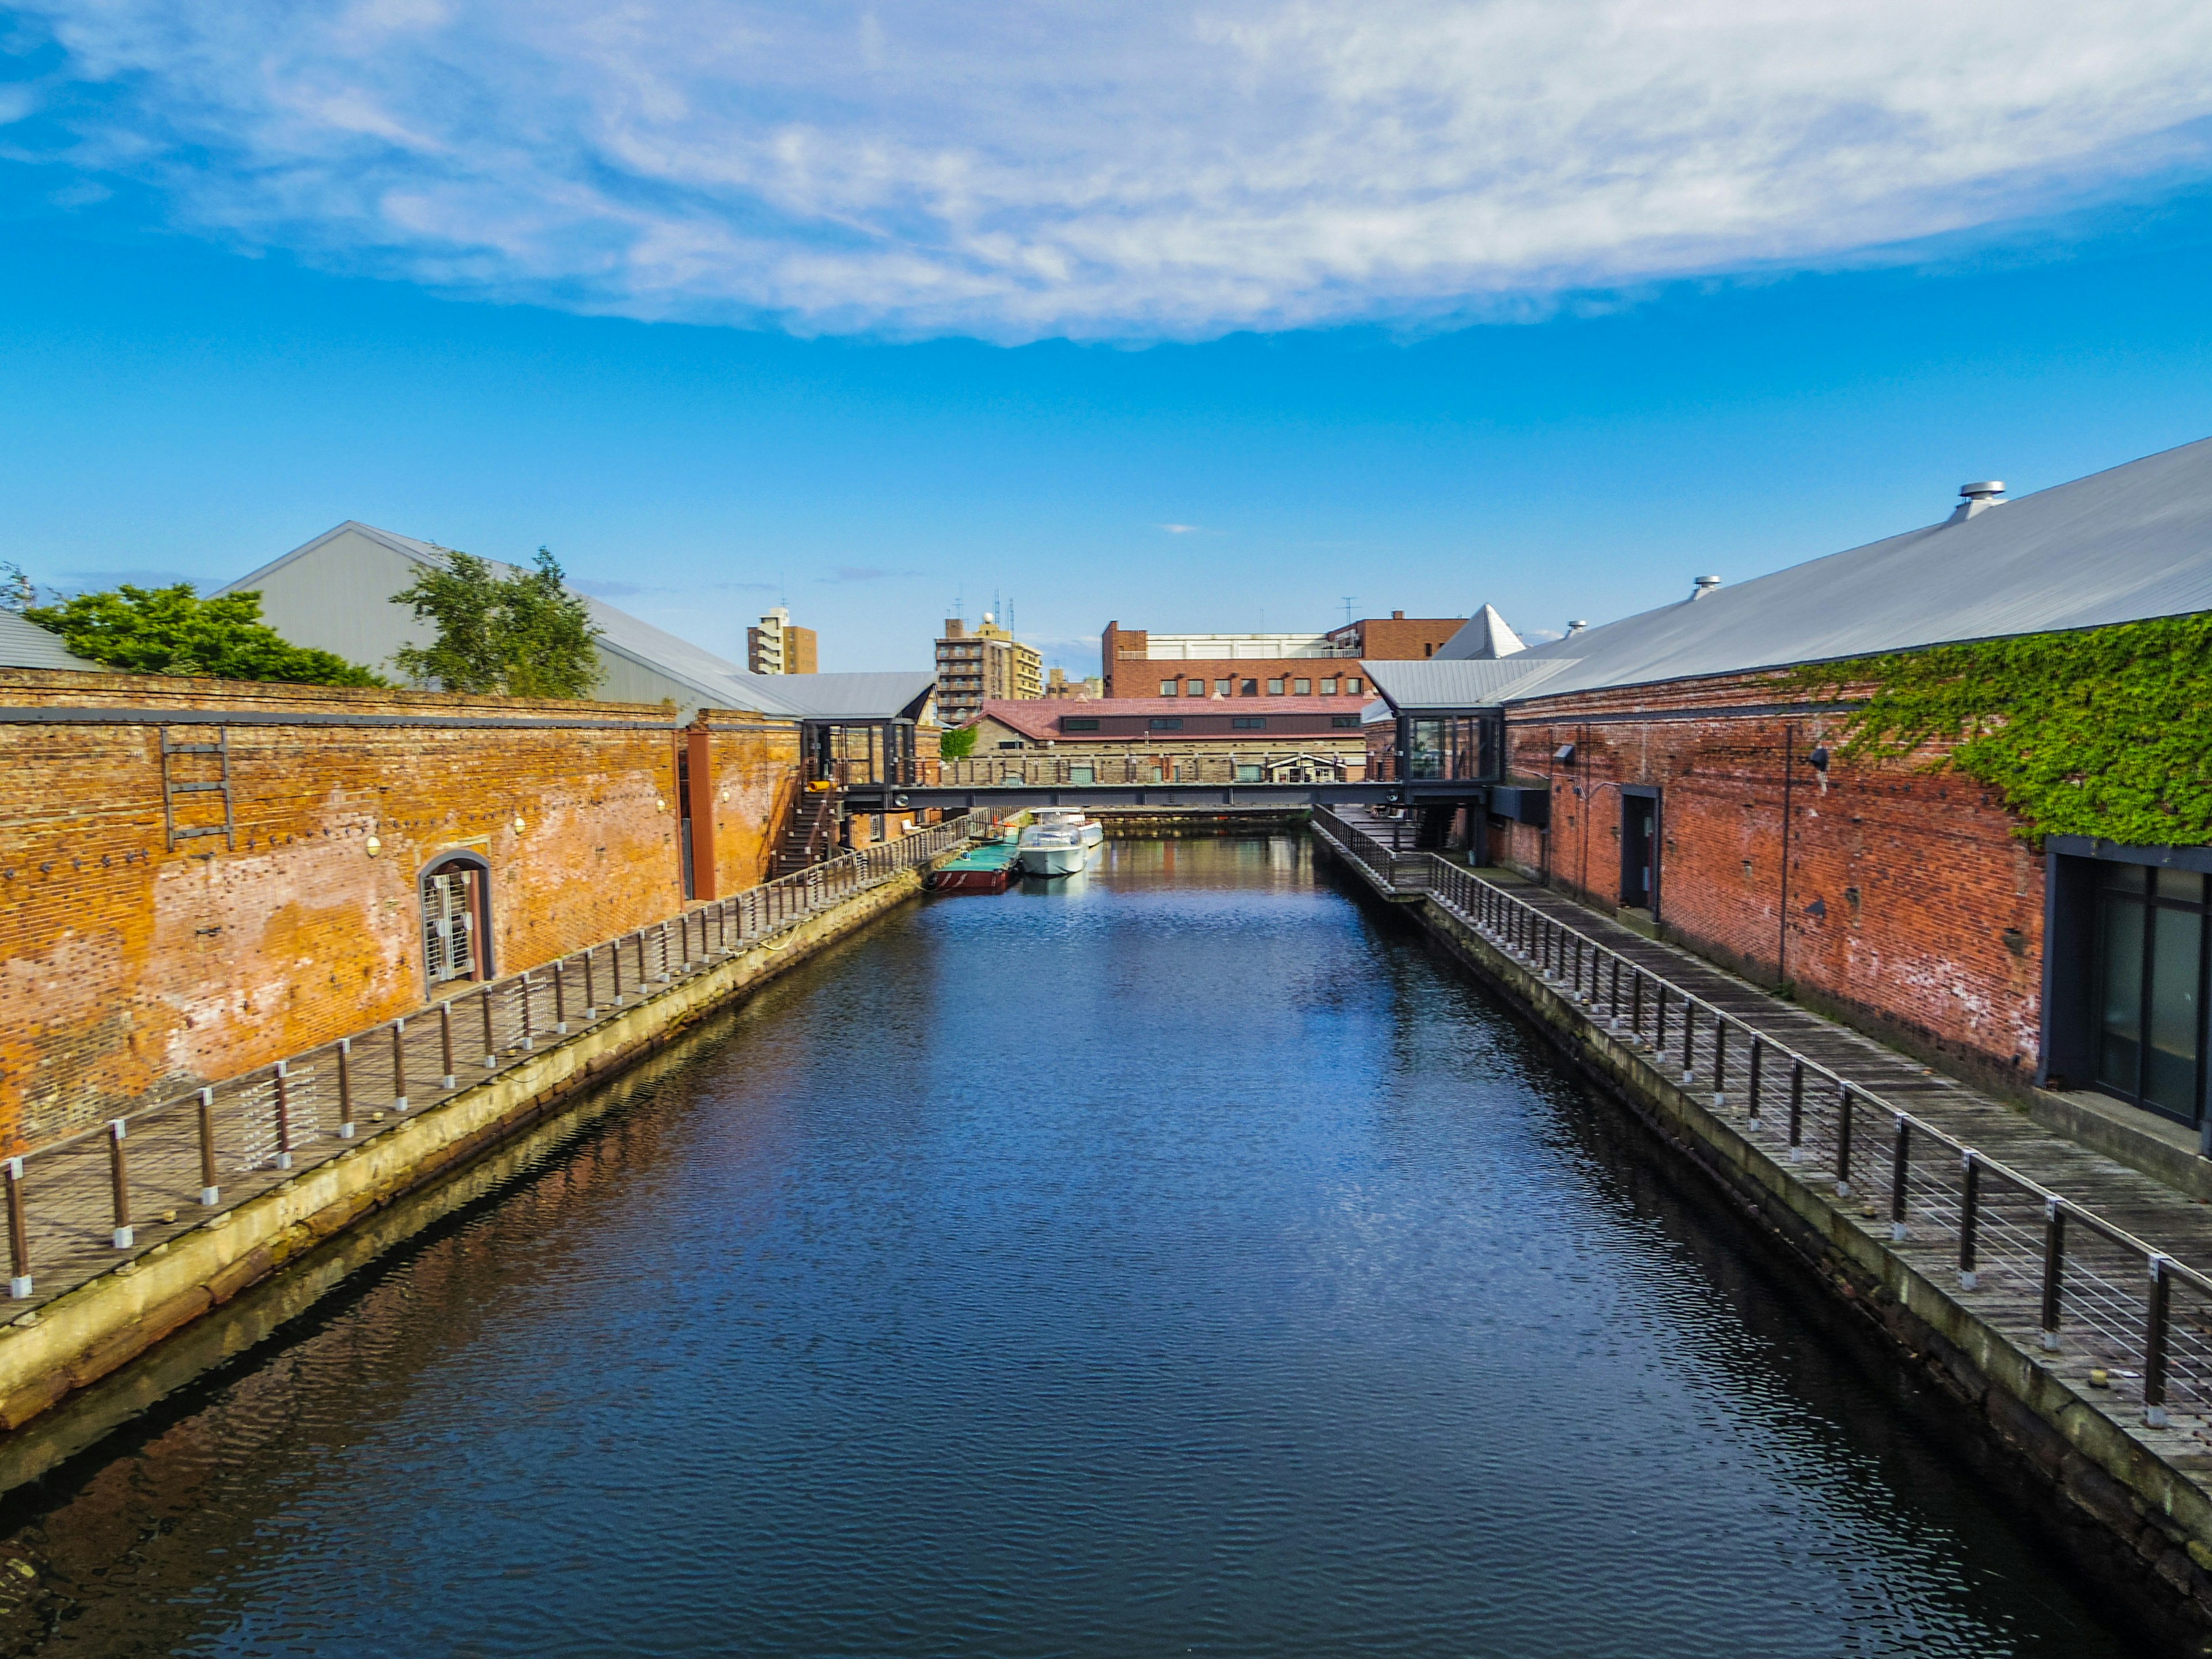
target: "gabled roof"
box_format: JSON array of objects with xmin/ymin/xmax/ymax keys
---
[
  {"xmin": 0, "ymin": 610, "xmax": 99, "ymax": 672},
  {"xmin": 1512, "ymin": 436, "xmax": 2212, "ymax": 699},
  {"xmin": 220, "ymin": 520, "xmax": 933, "ymax": 721},
  {"xmin": 1361, "ymin": 657, "xmax": 1577, "ymax": 713},
  {"xmin": 1434, "ymin": 604, "xmax": 1527, "ymax": 661}
]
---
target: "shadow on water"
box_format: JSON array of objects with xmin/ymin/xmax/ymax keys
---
[{"xmin": 0, "ymin": 836, "xmax": 2159, "ymax": 1656}]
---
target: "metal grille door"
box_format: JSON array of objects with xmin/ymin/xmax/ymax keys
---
[{"xmin": 423, "ymin": 869, "xmax": 478, "ymax": 984}]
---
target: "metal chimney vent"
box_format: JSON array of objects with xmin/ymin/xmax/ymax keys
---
[
  {"xmin": 1948, "ymin": 480, "xmax": 2007, "ymax": 524},
  {"xmin": 1566, "ymin": 619, "xmax": 1588, "ymax": 635},
  {"xmin": 1690, "ymin": 576, "xmax": 1722, "ymax": 600}
]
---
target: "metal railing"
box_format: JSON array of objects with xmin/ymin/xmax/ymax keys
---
[
  {"xmin": 1, "ymin": 812, "xmax": 993, "ymax": 1310},
  {"xmin": 1312, "ymin": 806, "xmax": 2212, "ymax": 1429},
  {"xmin": 940, "ymin": 752, "xmax": 1361, "ymax": 787}
]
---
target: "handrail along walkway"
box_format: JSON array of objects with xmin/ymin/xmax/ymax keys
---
[
  {"xmin": 1312, "ymin": 805, "xmax": 2212, "ymax": 1431},
  {"xmin": 2, "ymin": 812, "xmax": 994, "ymax": 1315}
]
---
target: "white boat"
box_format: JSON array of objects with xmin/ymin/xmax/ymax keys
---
[
  {"xmin": 1032, "ymin": 806, "xmax": 1104, "ymax": 850},
  {"xmin": 1017, "ymin": 823, "xmax": 1090, "ymax": 877}
]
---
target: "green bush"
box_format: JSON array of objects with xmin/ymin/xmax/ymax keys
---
[{"xmin": 23, "ymin": 585, "xmax": 384, "ymax": 685}]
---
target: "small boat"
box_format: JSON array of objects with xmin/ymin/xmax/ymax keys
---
[
  {"xmin": 1017, "ymin": 822, "xmax": 1090, "ymax": 877},
  {"xmin": 1032, "ymin": 806, "xmax": 1104, "ymax": 850},
  {"xmin": 928, "ymin": 841, "xmax": 1022, "ymax": 893}
]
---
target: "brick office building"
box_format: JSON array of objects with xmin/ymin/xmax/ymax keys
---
[
  {"xmin": 1367, "ymin": 442, "xmax": 2212, "ymax": 1147},
  {"xmin": 959, "ymin": 695, "xmax": 1369, "ymax": 779},
  {"xmin": 1100, "ymin": 611, "xmax": 1462, "ymax": 700}
]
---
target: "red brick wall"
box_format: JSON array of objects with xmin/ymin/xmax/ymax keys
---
[
  {"xmin": 1497, "ymin": 671, "xmax": 2044, "ymax": 1091},
  {"xmin": 0, "ymin": 671, "xmax": 801, "ymax": 1150}
]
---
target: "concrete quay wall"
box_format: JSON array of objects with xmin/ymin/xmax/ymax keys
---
[
  {"xmin": 0, "ymin": 863, "xmax": 933, "ymax": 1475},
  {"xmin": 1311, "ymin": 832, "xmax": 2212, "ymax": 1647}
]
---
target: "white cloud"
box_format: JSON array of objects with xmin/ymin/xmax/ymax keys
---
[{"xmin": 16, "ymin": 1, "xmax": 2212, "ymax": 339}]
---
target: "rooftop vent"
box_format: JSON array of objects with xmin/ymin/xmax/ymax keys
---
[
  {"xmin": 1690, "ymin": 575, "xmax": 1722, "ymax": 600},
  {"xmin": 1566, "ymin": 619, "xmax": 1588, "ymax": 635},
  {"xmin": 1947, "ymin": 480, "xmax": 2006, "ymax": 524}
]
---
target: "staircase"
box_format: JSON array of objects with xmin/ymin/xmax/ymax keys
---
[{"xmin": 772, "ymin": 792, "xmax": 840, "ymax": 877}]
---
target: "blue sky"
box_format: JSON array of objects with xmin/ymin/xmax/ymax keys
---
[{"xmin": 4, "ymin": 3, "xmax": 2212, "ymax": 676}]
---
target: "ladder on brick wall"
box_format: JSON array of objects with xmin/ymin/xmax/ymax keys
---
[
  {"xmin": 771, "ymin": 793, "xmax": 839, "ymax": 877},
  {"xmin": 161, "ymin": 727, "xmax": 236, "ymax": 851}
]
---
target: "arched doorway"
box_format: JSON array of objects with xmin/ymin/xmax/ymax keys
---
[{"xmin": 420, "ymin": 851, "xmax": 493, "ymax": 988}]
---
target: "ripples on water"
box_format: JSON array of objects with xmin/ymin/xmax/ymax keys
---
[{"xmin": 0, "ymin": 838, "xmax": 2140, "ymax": 1656}]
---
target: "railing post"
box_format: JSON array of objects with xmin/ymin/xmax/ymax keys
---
[
  {"xmin": 4, "ymin": 1158, "xmax": 28, "ymax": 1298},
  {"xmin": 1834, "ymin": 1084, "xmax": 1853, "ymax": 1197},
  {"xmin": 1654, "ymin": 984, "xmax": 1669, "ymax": 1053},
  {"xmin": 1679, "ymin": 1002, "xmax": 1696, "ymax": 1084},
  {"xmin": 272, "ymin": 1060, "xmax": 294, "ymax": 1171},
  {"xmin": 338, "ymin": 1039, "xmax": 355, "ymax": 1141},
  {"xmin": 1888, "ymin": 1115, "xmax": 1910, "ymax": 1240},
  {"xmin": 1959, "ymin": 1151, "xmax": 1981, "ymax": 1289},
  {"xmin": 392, "ymin": 1017, "xmax": 409, "ymax": 1111},
  {"xmin": 584, "ymin": 947, "xmax": 597, "ymax": 1016},
  {"xmin": 2145, "ymin": 1255, "xmax": 2172, "ymax": 1428},
  {"xmin": 1745, "ymin": 1039, "xmax": 1764, "ymax": 1127},
  {"xmin": 481, "ymin": 982, "xmax": 498, "ymax": 1068},
  {"xmin": 1787, "ymin": 1061, "xmax": 1805, "ymax": 1161},
  {"xmin": 1710, "ymin": 1019, "xmax": 1728, "ymax": 1107},
  {"xmin": 554, "ymin": 959, "xmax": 569, "ymax": 1034},
  {"xmin": 440, "ymin": 999, "xmax": 457, "ymax": 1088},
  {"xmin": 611, "ymin": 938, "xmax": 624, "ymax": 1004},
  {"xmin": 2039, "ymin": 1198, "xmax": 2065, "ymax": 1351},
  {"xmin": 197, "ymin": 1086, "xmax": 220, "ymax": 1203},
  {"xmin": 108, "ymin": 1119, "xmax": 133, "ymax": 1249}
]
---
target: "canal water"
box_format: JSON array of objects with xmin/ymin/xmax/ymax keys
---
[{"xmin": 0, "ymin": 838, "xmax": 2142, "ymax": 1656}]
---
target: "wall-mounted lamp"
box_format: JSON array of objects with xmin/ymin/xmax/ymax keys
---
[
  {"xmin": 1554, "ymin": 743, "xmax": 1577, "ymax": 763},
  {"xmin": 1807, "ymin": 747, "xmax": 1831, "ymax": 772},
  {"xmin": 365, "ymin": 835, "xmax": 381, "ymax": 858},
  {"xmin": 512, "ymin": 816, "xmax": 525, "ymax": 833}
]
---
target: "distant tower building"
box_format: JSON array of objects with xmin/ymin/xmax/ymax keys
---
[
  {"xmin": 934, "ymin": 612, "xmax": 1044, "ymax": 726},
  {"xmin": 748, "ymin": 607, "xmax": 819, "ymax": 675}
]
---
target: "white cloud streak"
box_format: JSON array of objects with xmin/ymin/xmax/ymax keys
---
[{"xmin": 13, "ymin": 1, "xmax": 2212, "ymax": 339}]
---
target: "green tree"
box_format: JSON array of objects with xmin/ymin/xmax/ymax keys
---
[
  {"xmin": 22, "ymin": 584, "xmax": 384, "ymax": 685},
  {"xmin": 0, "ymin": 562, "xmax": 35, "ymax": 615},
  {"xmin": 940, "ymin": 724, "xmax": 978, "ymax": 760},
  {"xmin": 390, "ymin": 547, "xmax": 603, "ymax": 698}
]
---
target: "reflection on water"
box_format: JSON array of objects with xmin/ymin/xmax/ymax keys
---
[{"xmin": 0, "ymin": 838, "xmax": 2142, "ymax": 1657}]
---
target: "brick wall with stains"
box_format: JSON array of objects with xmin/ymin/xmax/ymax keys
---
[
  {"xmin": 0, "ymin": 671, "xmax": 801, "ymax": 1150},
  {"xmin": 1490, "ymin": 669, "xmax": 2045, "ymax": 1094}
]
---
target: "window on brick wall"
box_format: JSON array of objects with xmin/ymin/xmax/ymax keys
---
[
  {"xmin": 1240, "ymin": 679, "xmax": 1258, "ymax": 696},
  {"xmin": 422, "ymin": 854, "xmax": 491, "ymax": 986},
  {"xmin": 1267, "ymin": 678, "xmax": 1285, "ymax": 695},
  {"xmin": 1214, "ymin": 679, "xmax": 1232, "ymax": 696},
  {"xmin": 1294, "ymin": 677, "xmax": 1312, "ymax": 695},
  {"xmin": 1160, "ymin": 680, "xmax": 1179, "ymax": 696}
]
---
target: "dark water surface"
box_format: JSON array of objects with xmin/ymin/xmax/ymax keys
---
[{"xmin": 0, "ymin": 839, "xmax": 2141, "ymax": 1656}]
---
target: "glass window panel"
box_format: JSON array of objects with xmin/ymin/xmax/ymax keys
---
[
  {"xmin": 2146, "ymin": 905, "xmax": 2203, "ymax": 1117},
  {"xmin": 2102, "ymin": 861, "xmax": 2149, "ymax": 892},
  {"xmin": 1159, "ymin": 680, "xmax": 1179, "ymax": 697},
  {"xmin": 1293, "ymin": 678, "xmax": 1312, "ymax": 695},
  {"xmin": 2156, "ymin": 869, "xmax": 2209, "ymax": 906},
  {"xmin": 2096, "ymin": 893, "xmax": 2146, "ymax": 1096},
  {"xmin": 1409, "ymin": 718, "xmax": 1445, "ymax": 780},
  {"xmin": 1267, "ymin": 679, "xmax": 1284, "ymax": 695}
]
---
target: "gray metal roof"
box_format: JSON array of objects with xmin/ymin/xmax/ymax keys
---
[
  {"xmin": 0, "ymin": 610, "xmax": 99, "ymax": 672},
  {"xmin": 1434, "ymin": 604, "xmax": 1528, "ymax": 661},
  {"xmin": 219, "ymin": 521, "xmax": 934, "ymax": 721},
  {"xmin": 1513, "ymin": 435, "xmax": 2212, "ymax": 699},
  {"xmin": 1360, "ymin": 656, "xmax": 1577, "ymax": 712},
  {"xmin": 762, "ymin": 672, "xmax": 937, "ymax": 721}
]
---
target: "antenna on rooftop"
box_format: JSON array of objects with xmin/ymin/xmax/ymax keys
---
[{"xmin": 1342, "ymin": 596, "xmax": 1358, "ymax": 626}]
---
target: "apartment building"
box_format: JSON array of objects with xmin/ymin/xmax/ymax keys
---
[
  {"xmin": 934, "ymin": 612, "xmax": 1044, "ymax": 725},
  {"xmin": 747, "ymin": 607, "xmax": 819, "ymax": 676}
]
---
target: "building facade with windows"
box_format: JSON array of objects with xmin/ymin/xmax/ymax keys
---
[
  {"xmin": 934, "ymin": 613, "xmax": 1043, "ymax": 726},
  {"xmin": 1099, "ymin": 611, "xmax": 1464, "ymax": 699},
  {"xmin": 1460, "ymin": 440, "xmax": 2212, "ymax": 1155},
  {"xmin": 953, "ymin": 696, "xmax": 1370, "ymax": 781},
  {"xmin": 747, "ymin": 607, "xmax": 818, "ymax": 676}
]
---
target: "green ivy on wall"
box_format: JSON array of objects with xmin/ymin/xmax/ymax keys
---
[{"xmin": 1794, "ymin": 612, "xmax": 2212, "ymax": 847}]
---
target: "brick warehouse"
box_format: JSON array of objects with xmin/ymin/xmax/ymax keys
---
[
  {"xmin": 1364, "ymin": 439, "xmax": 2212, "ymax": 1149},
  {"xmin": 0, "ymin": 665, "xmax": 802, "ymax": 1152}
]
